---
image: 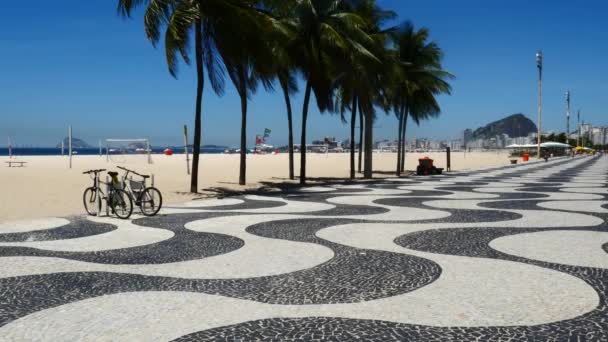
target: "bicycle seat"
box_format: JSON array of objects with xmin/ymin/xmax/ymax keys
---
[
  {"xmin": 141, "ymin": 175, "xmax": 150, "ymax": 179},
  {"xmin": 108, "ymin": 171, "xmax": 119, "ymax": 177}
]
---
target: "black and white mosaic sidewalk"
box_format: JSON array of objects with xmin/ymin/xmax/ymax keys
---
[{"xmin": 0, "ymin": 156, "xmax": 607, "ymax": 341}]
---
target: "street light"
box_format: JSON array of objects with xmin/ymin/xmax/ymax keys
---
[
  {"xmin": 565, "ymin": 91, "xmax": 570, "ymax": 138},
  {"xmin": 536, "ymin": 50, "xmax": 543, "ymax": 158}
]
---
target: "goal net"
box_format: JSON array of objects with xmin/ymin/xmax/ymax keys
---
[{"xmin": 106, "ymin": 139, "xmax": 152, "ymax": 164}]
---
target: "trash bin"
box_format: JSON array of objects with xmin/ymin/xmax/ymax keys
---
[
  {"xmin": 522, "ymin": 153, "xmax": 529, "ymax": 162},
  {"xmin": 419, "ymin": 157, "xmax": 434, "ymax": 168},
  {"xmin": 417, "ymin": 157, "xmax": 436, "ymax": 176}
]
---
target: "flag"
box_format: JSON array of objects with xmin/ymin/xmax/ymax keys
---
[
  {"xmin": 255, "ymin": 136, "xmax": 263, "ymax": 145},
  {"xmin": 264, "ymin": 128, "xmax": 272, "ymax": 134}
]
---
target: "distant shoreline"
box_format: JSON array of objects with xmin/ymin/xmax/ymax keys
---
[{"xmin": 0, "ymin": 147, "xmax": 226, "ymax": 156}]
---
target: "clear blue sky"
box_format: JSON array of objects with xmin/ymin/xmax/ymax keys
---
[{"xmin": 1, "ymin": 0, "xmax": 607, "ymax": 147}]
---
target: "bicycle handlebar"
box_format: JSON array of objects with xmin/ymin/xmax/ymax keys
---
[
  {"xmin": 116, "ymin": 166, "xmax": 149, "ymax": 178},
  {"xmin": 82, "ymin": 169, "xmax": 107, "ymax": 175}
]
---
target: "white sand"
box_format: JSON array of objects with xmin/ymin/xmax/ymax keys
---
[{"xmin": 0, "ymin": 151, "xmax": 512, "ymax": 221}]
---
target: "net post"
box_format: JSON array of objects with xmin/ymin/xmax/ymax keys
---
[
  {"xmin": 446, "ymin": 147, "xmax": 451, "ymax": 172},
  {"xmin": 146, "ymin": 140, "xmax": 151, "ymax": 164},
  {"xmin": 106, "ymin": 176, "xmax": 110, "ymax": 216},
  {"xmin": 106, "ymin": 140, "xmax": 109, "ymax": 162},
  {"xmin": 7, "ymin": 137, "xmax": 12, "ymax": 159},
  {"xmin": 68, "ymin": 126, "xmax": 72, "ymax": 169},
  {"xmin": 95, "ymin": 176, "xmax": 101, "ymax": 217}
]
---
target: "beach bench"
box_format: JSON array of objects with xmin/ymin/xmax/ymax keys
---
[{"xmin": 5, "ymin": 161, "xmax": 27, "ymax": 167}]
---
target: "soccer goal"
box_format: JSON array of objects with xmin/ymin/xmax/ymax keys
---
[{"xmin": 106, "ymin": 139, "xmax": 152, "ymax": 164}]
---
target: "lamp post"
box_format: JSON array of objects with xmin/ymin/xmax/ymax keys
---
[
  {"xmin": 565, "ymin": 91, "xmax": 570, "ymax": 139},
  {"xmin": 577, "ymin": 110, "xmax": 581, "ymax": 147},
  {"xmin": 536, "ymin": 50, "xmax": 543, "ymax": 158}
]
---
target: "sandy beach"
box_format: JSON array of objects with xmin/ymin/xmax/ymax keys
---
[{"xmin": 0, "ymin": 151, "xmax": 513, "ymax": 221}]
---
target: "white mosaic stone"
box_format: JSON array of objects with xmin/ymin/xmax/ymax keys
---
[{"xmin": 490, "ymin": 230, "xmax": 608, "ymax": 269}]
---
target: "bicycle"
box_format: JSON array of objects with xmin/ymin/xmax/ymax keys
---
[
  {"xmin": 117, "ymin": 166, "xmax": 163, "ymax": 216},
  {"xmin": 82, "ymin": 169, "xmax": 134, "ymax": 219}
]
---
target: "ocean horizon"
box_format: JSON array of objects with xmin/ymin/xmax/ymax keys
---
[{"xmin": 0, "ymin": 146, "xmax": 227, "ymax": 156}]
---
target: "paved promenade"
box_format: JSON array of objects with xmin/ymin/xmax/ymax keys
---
[{"xmin": 0, "ymin": 156, "xmax": 607, "ymax": 341}]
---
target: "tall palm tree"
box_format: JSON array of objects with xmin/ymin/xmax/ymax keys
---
[
  {"xmin": 392, "ymin": 22, "xmax": 453, "ymax": 174},
  {"xmin": 271, "ymin": 37, "xmax": 299, "ymax": 180},
  {"xmin": 332, "ymin": 1, "xmax": 393, "ymax": 180},
  {"xmin": 351, "ymin": 1, "xmax": 396, "ymax": 179},
  {"xmin": 118, "ymin": 0, "xmax": 230, "ymax": 193},
  {"xmin": 280, "ymin": 0, "xmax": 375, "ymax": 184},
  {"xmin": 358, "ymin": 109, "xmax": 363, "ymax": 173},
  {"xmin": 119, "ymin": 0, "xmax": 276, "ymax": 187},
  {"xmin": 214, "ymin": 6, "xmax": 278, "ymax": 185}
]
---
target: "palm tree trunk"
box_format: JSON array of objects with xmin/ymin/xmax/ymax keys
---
[
  {"xmin": 358, "ymin": 107, "xmax": 363, "ymax": 173},
  {"xmin": 190, "ymin": 19, "xmax": 204, "ymax": 193},
  {"xmin": 300, "ymin": 81, "xmax": 312, "ymax": 185},
  {"xmin": 280, "ymin": 81, "xmax": 295, "ymax": 180},
  {"xmin": 363, "ymin": 109, "xmax": 373, "ymax": 179},
  {"xmin": 400, "ymin": 109, "xmax": 409, "ymax": 172},
  {"xmin": 349, "ymin": 95, "xmax": 357, "ymax": 179},
  {"xmin": 238, "ymin": 65, "xmax": 247, "ymax": 186},
  {"xmin": 396, "ymin": 111, "xmax": 403, "ymax": 176}
]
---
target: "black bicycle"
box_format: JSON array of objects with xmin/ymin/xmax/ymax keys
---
[
  {"xmin": 117, "ymin": 166, "xmax": 162, "ymax": 216},
  {"xmin": 82, "ymin": 169, "xmax": 134, "ymax": 219}
]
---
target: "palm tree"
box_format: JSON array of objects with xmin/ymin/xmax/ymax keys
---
[
  {"xmin": 326, "ymin": 0, "xmax": 395, "ymax": 180},
  {"xmin": 392, "ymin": 22, "xmax": 453, "ymax": 174},
  {"xmin": 358, "ymin": 109, "xmax": 363, "ymax": 173},
  {"xmin": 214, "ymin": 12, "xmax": 278, "ymax": 185},
  {"xmin": 331, "ymin": 1, "xmax": 394, "ymax": 180},
  {"xmin": 279, "ymin": 0, "xmax": 375, "ymax": 184},
  {"xmin": 119, "ymin": 0, "xmax": 277, "ymax": 187},
  {"xmin": 118, "ymin": 0, "xmax": 227, "ymax": 193},
  {"xmin": 272, "ymin": 40, "xmax": 299, "ymax": 180}
]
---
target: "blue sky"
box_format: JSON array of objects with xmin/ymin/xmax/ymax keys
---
[{"xmin": 1, "ymin": 0, "xmax": 607, "ymax": 147}]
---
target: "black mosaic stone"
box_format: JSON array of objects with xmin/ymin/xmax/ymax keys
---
[
  {"xmin": 0, "ymin": 217, "xmax": 116, "ymax": 242},
  {"xmin": 0, "ymin": 213, "xmax": 245, "ymax": 264},
  {"xmin": 373, "ymin": 197, "xmax": 522, "ymax": 224},
  {"xmin": 172, "ymin": 314, "xmax": 608, "ymax": 341}
]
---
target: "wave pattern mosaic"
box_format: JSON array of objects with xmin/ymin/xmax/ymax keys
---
[{"xmin": 0, "ymin": 156, "xmax": 607, "ymax": 341}]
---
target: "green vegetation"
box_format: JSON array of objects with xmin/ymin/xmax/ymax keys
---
[{"xmin": 117, "ymin": 0, "xmax": 453, "ymax": 191}]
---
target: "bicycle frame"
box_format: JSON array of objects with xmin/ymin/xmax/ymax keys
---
[
  {"xmin": 117, "ymin": 166, "xmax": 154, "ymax": 211},
  {"xmin": 85, "ymin": 170, "xmax": 125, "ymax": 217}
]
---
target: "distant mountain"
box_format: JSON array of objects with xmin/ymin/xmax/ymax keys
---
[
  {"xmin": 56, "ymin": 137, "xmax": 91, "ymax": 149},
  {"xmin": 472, "ymin": 113, "xmax": 537, "ymax": 139}
]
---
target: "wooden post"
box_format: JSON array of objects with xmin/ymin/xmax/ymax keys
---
[
  {"xmin": 146, "ymin": 140, "xmax": 151, "ymax": 164},
  {"xmin": 184, "ymin": 125, "xmax": 190, "ymax": 175},
  {"xmin": 105, "ymin": 175, "xmax": 110, "ymax": 216},
  {"xmin": 446, "ymin": 147, "xmax": 451, "ymax": 172},
  {"xmin": 68, "ymin": 126, "xmax": 73, "ymax": 169},
  {"xmin": 96, "ymin": 174, "xmax": 101, "ymax": 216}
]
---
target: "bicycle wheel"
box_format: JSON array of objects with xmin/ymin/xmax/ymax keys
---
[
  {"xmin": 139, "ymin": 187, "xmax": 163, "ymax": 216},
  {"xmin": 83, "ymin": 187, "xmax": 101, "ymax": 216},
  {"xmin": 110, "ymin": 189, "xmax": 133, "ymax": 219}
]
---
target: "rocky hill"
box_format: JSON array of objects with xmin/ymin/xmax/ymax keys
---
[
  {"xmin": 472, "ymin": 113, "xmax": 537, "ymax": 139},
  {"xmin": 56, "ymin": 137, "xmax": 91, "ymax": 148}
]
